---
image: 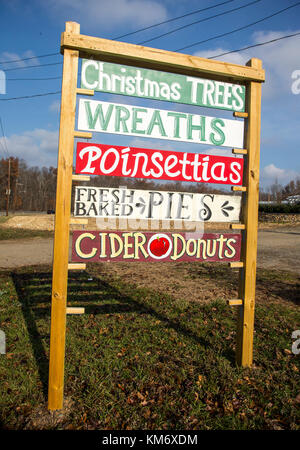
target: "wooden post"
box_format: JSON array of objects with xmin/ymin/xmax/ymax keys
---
[
  {"xmin": 6, "ymin": 157, "xmax": 11, "ymax": 217},
  {"xmin": 48, "ymin": 21, "xmax": 80, "ymax": 410},
  {"xmin": 236, "ymin": 58, "xmax": 262, "ymax": 367}
]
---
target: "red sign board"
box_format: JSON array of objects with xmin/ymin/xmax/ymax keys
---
[
  {"xmin": 72, "ymin": 231, "xmax": 241, "ymax": 262},
  {"xmin": 75, "ymin": 142, "xmax": 243, "ymax": 185}
]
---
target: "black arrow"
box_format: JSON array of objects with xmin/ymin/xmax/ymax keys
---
[{"xmin": 221, "ymin": 200, "xmax": 234, "ymax": 217}]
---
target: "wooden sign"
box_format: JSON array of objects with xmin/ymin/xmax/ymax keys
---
[
  {"xmin": 48, "ymin": 21, "xmax": 264, "ymax": 412},
  {"xmin": 75, "ymin": 142, "xmax": 244, "ymax": 185},
  {"xmin": 77, "ymin": 99, "xmax": 244, "ymax": 148},
  {"xmin": 81, "ymin": 59, "xmax": 246, "ymax": 112},
  {"xmin": 72, "ymin": 231, "xmax": 241, "ymax": 262},
  {"xmin": 74, "ymin": 186, "xmax": 242, "ymax": 222}
]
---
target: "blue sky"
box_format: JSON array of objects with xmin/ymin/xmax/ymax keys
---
[{"xmin": 0, "ymin": 0, "xmax": 300, "ymax": 190}]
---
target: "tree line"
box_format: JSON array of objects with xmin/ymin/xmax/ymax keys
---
[{"xmin": 1, "ymin": 156, "xmax": 299, "ymax": 212}]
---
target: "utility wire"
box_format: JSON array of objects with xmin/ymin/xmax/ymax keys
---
[
  {"xmin": 176, "ymin": 1, "xmax": 300, "ymax": 51},
  {"xmin": 138, "ymin": 0, "xmax": 261, "ymax": 45},
  {"xmin": 2, "ymin": 29, "xmax": 300, "ymax": 100},
  {"xmin": 113, "ymin": 0, "xmax": 235, "ymax": 40},
  {"xmin": 0, "ymin": 0, "xmax": 235, "ymax": 69},
  {"xmin": 0, "ymin": 52, "xmax": 59, "ymax": 66},
  {"xmin": 207, "ymin": 30, "xmax": 300, "ymax": 58},
  {"xmin": 5, "ymin": 1, "xmax": 297, "ymax": 72},
  {"xmin": 3, "ymin": 61, "xmax": 62, "ymax": 72},
  {"xmin": 7, "ymin": 76, "xmax": 61, "ymax": 81},
  {"xmin": 0, "ymin": 91, "xmax": 61, "ymax": 101}
]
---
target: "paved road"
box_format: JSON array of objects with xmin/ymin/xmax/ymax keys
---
[{"xmin": 0, "ymin": 228, "xmax": 299, "ymax": 274}]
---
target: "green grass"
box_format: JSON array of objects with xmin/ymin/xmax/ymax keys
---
[
  {"xmin": 0, "ymin": 227, "xmax": 53, "ymax": 240},
  {"xmin": 0, "ymin": 264, "xmax": 299, "ymax": 430},
  {"xmin": 0, "ymin": 216, "xmax": 9, "ymax": 224}
]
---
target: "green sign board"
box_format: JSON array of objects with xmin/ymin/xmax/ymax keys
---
[{"xmin": 81, "ymin": 59, "xmax": 246, "ymax": 112}]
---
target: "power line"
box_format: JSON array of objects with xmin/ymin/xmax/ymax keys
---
[
  {"xmin": 207, "ymin": 30, "xmax": 300, "ymax": 59},
  {"xmin": 3, "ymin": 61, "xmax": 62, "ymax": 72},
  {"xmin": 0, "ymin": 1, "xmax": 235, "ymax": 70},
  {"xmin": 138, "ymin": 0, "xmax": 261, "ymax": 45},
  {"xmin": 0, "ymin": 91, "xmax": 61, "ymax": 101},
  {"xmin": 2, "ymin": 28, "xmax": 300, "ymax": 101},
  {"xmin": 0, "ymin": 52, "xmax": 59, "ymax": 66},
  {"xmin": 7, "ymin": 76, "xmax": 61, "ymax": 81},
  {"xmin": 113, "ymin": 0, "xmax": 235, "ymax": 40},
  {"xmin": 175, "ymin": 1, "xmax": 300, "ymax": 52}
]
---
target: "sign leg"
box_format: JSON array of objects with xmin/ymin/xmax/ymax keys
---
[
  {"xmin": 236, "ymin": 58, "xmax": 262, "ymax": 367},
  {"xmin": 48, "ymin": 22, "xmax": 80, "ymax": 410}
]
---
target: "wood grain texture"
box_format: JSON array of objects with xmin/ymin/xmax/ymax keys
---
[
  {"xmin": 68, "ymin": 263, "xmax": 86, "ymax": 270},
  {"xmin": 227, "ymin": 299, "xmax": 243, "ymax": 306},
  {"xmin": 76, "ymin": 88, "xmax": 94, "ymax": 96},
  {"xmin": 72, "ymin": 174, "xmax": 91, "ymax": 181},
  {"xmin": 229, "ymin": 261, "xmax": 244, "ymax": 268},
  {"xmin": 236, "ymin": 58, "xmax": 262, "ymax": 368},
  {"xmin": 70, "ymin": 218, "xmax": 89, "ymax": 225},
  {"xmin": 233, "ymin": 112, "xmax": 248, "ymax": 118},
  {"xmin": 232, "ymin": 186, "xmax": 247, "ymax": 192},
  {"xmin": 232, "ymin": 148, "xmax": 248, "ymax": 155},
  {"xmin": 230, "ymin": 224, "xmax": 246, "ymax": 230},
  {"xmin": 74, "ymin": 131, "xmax": 92, "ymax": 138},
  {"xmin": 61, "ymin": 33, "xmax": 265, "ymax": 83},
  {"xmin": 48, "ymin": 21, "xmax": 80, "ymax": 411},
  {"xmin": 66, "ymin": 307, "xmax": 85, "ymax": 314}
]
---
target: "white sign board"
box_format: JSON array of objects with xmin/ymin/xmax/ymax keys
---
[
  {"xmin": 74, "ymin": 186, "xmax": 241, "ymax": 222},
  {"xmin": 78, "ymin": 99, "xmax": 244, "ymax": 148}
]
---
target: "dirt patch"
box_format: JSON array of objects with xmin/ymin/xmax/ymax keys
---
[
  {"xmin": 258, "ymin": 213, "xmax": 300, "ymax": 228},
  {"xmin": 1, "ymin": 215, "xmax": 55, "ymax": 231},
  {"xmin": 94, "ymin": 261, "xmax": 234, "ymax": 304},
  {"xmin": 23, "ymin": 397, "xmax": 74, "ymax": 430},
  {"xmin": 2, "ymin": 213, "xmax": 300, "ymax": 232}
]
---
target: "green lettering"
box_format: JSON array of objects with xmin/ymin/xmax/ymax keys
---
[
  {"xmin": 84, "ymin": 101, "xmax": 113, "ymax": 130},
  {"xmin": 210, "ymin": 118, "xmax": 225, "ymax": 145},
  {"xmin": 187, "ymin": 114, "xmax": 206, "ymax": 141},
  {"xmin": 167, "ymin": 112, "xmax": 186, "ymax": 138},
  {"xmin": 115, "ymin": 105, "xmax": 130, "ymax": 132},
  {"xmin": 131, "ymin": 107, "xmax": 146, "ymax": 134},
  {"xmin": 147, "ymin": 110, "xmax": 167, "ymax": 137}
]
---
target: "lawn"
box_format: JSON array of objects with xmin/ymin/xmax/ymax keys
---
[{"xmin": 0, "ymin": 262, "xmax": 299, "ymax": 430}]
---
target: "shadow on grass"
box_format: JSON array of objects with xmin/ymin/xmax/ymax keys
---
[
  {"xmin": 187, "ymin": 263, "xmax": 300, "ymax": 306},
  {"xmin": 11, "ymin": 267, "xmax": 236, "ymax": 399}
]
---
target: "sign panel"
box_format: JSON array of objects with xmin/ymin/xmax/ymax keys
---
[
  {"xmin": 81, "ymin": 59, "xmax": 246, "ymax": 112},
  {"xmin": 72, "ymin": 231, "xmax": 241, "ymax": 262},
  {"xmin": 75, "ymin": 143, "xmax": 244, "ymax": 185},
  {"xmin": 77, "ymin": 99, "xmax": 244, "ymax": 148},
  {"xmin": 74, "ymin": 186, "xmax": 242, "ymax": 222}
]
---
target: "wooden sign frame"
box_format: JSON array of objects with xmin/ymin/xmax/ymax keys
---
[{"xmin": 48, "ymin": 21, "xmax": 264, "ymax": 410}]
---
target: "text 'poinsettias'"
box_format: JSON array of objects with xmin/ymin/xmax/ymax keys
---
[{"xmin": 75, "ymin": 143, "xmax": 243, "ymax": 185}]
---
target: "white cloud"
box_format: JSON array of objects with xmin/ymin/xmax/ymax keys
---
[
  {"xmin": 194, "ymin": 47, "xmax": 246, "ymax": 66},
  {"xmin": 261, "ymin": 163, "xmax": 299, "ymax": 187},
  {"xmin": 49, "ymin": 100, "xmax": 60, "ymax": 113},
  {"xmin": 42, "ymin": 0, "xmax": 168, "ymax": 30},
  {"xmin": 0, "ymin": 50, "xmax": 40, "ymax": 70},
  {"xmin": 193, "ymin": 30, "xmax": 300, "ymax": 100},
  {"xmin": 0, "ymin": 129, "xmax": 58, "ymax": 167}
]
